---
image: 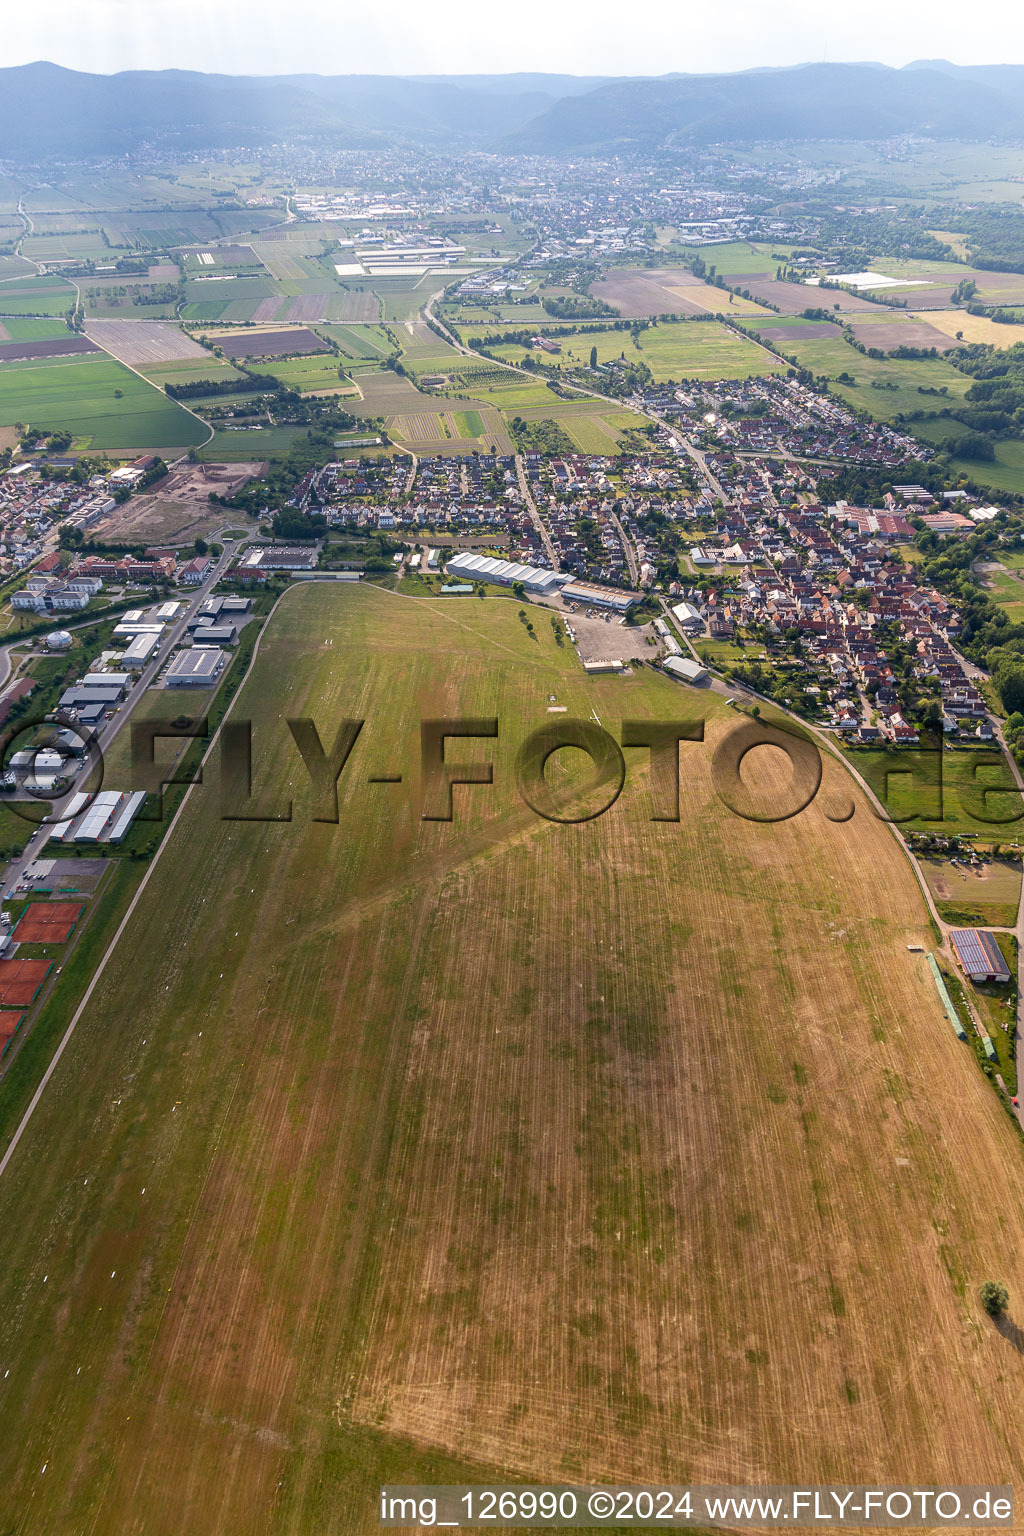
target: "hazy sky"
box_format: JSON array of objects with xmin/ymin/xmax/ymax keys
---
[{"xmin": 4, "ymin": 0, "xmax": 1023, "ymax": 77}]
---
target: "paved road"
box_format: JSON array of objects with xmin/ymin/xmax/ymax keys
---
[
  {"xmin": 643, "ymin": 407, "xmax": 728, "ymax": 503},
  {"xmin": 514, "ymin": 455, "xmax": 560, "ymax": 570},
  {"xmin": 608, "ymin": 503, "xmax": 638, "ymax": 585}
]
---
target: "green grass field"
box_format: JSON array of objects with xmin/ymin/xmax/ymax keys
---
[
  {"xmin": 831, "ymin": 356, "xmax": 972, "ymax": 420},
  {"xmin": 248, "ymin": 352, "xmax": 353, "ymax": 393},
  {"xmin": 0, "ymin": 275, "xmax": 77, "ymax": 317},
  {"xmin": 674, "ymin": 241, "xmax": 779, "ymax": 276},
  {"xmin": 0, "ymin": 353, "xmax": 207, "ymax": 449},
  {"xmin": 0, "ymin": 317, "xmax": 73, "ymax": 345},
  {"xmin": 461, "ymin": 319, "xmax": 780, "ymax": 383},
  {"xmin": 2, "ymin": 583, "xmax": 1024, "ymax": 1531},
  {"xmin": 982, "ymin": 564, "xmax": 1024, "ymax": 621},
  {"xmin": 196, "ymin": 425, "xmax": 306, "ymax": 460},
  {"xmin": 453, "ymin": 408, "xmax": 483, "ymax": 437},
  {"xmin": 843, "ymin": 744, "xmax": 1023, "ymax": 837}
]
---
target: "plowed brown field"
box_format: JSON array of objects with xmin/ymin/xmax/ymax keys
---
[{"xmin": 1, "ymin": 584, "xmax": 1023, "ymax": 1533}]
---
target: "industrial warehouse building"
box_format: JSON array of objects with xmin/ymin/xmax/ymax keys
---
[
  {"xmin": 192, "ymin": 624, "xmax": 236, "ymax": 646},
  {"xmin": 49, "ymin": 790, "xmax": 146, "ymax": 844},
  {"xmin": 949, "ymin": 928, "xmax": 1011, "ymax": 984},
  {"xmin": 121, "ymin": 632, "xmax": 160, "ymax": 669},
  {"xmin": 560, "ymin": 581, "xmax": 640, "ymax": 614},
  {"xmin": 239, "ymin": 545, "xmax": 317, "ymax": 573},
  {"xmin": 663, "ymin": 655, "xmax": 709, "ymax": 685},
  {"xmin": 164, "ymin": 648, "xmax": 225, "ymax": 686},
  {"xmin": 445, "ymin": 552, "xmax": 567, "ymax": 597}
]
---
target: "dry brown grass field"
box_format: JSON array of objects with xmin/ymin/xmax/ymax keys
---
[
  {"xmin": 590, "ymin": 267, "xmax": 768, "ymax": 317},
  {"xmin": 1, "ymin": 583, "xmax": 1024, "ymax": 1533}
]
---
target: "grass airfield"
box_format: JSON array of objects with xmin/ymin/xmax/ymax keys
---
[{"xmin": 1, "ymin": 584, "xmax": 1024, "ymax": 1532}]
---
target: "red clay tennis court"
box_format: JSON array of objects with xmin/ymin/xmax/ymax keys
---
[
  {"xmin": 12, "ymin": 902, "xmax": 84, "ymax": 945},
  {"xmin": 0, "ymin": 1010, "xmax": 24, "ymax": 1052},
  {"xmin": 0, "ymin": 959, "xmax": 52, "ymax": 1007}
]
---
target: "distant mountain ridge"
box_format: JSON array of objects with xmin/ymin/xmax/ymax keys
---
[
  {"xmin": 0, "ymin": 62, "xmax": 620, "ymax": 158},
  {"xmin": 500, "ymin": 61, "xmax": 1024, "ymax": 153},
  {"xmin": 2, "ymin": 59, "xmax": 1024, "ymax": 160}
]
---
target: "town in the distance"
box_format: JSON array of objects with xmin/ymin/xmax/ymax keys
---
[{"xmin": 4, "ymin": 54, "xmax": 1024, "ymax": 1534}]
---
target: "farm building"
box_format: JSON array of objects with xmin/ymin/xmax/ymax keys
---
[
  {"xmin": 663, "ymin": 656, "xmax": 709, "ymax": 685},
  {"xmin": 560, "ymin": 581, "xmax": 640, "ymax": 614},
  {"xmin": 446, "ymin": 552, "xmax": 568, "ymax": 597},
  {"xmin": 164, "ymin": 648, "xmax": 225, "ymax": 687},
  {"xmin": 949, "ymin": 929, "xmax": 1011, "ymax": 984}
]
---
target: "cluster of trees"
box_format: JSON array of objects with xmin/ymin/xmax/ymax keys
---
[
  {"xmin": 894, "ymin": 340, "xmax": 1024, "ymax": 457},
  {"xmin": 940, "ymin": 205, "xmax": 1024, "ymax": 273},
  {"xmin": 164, "ymin": 376, "xmax": 271, "ymax": 401},
  {"xmin": 508, "ymin": 415, "xmax": 574, "ymax": 455},
  {"xmin": 541, "ymin": 294, "xmax": 618, "ymax": 320}
]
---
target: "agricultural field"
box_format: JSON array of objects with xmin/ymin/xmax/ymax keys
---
[
  {"xmin": 317, "ymin": 323, "xmax": 390, "ymax": 361},
  {"xmin": 589, "ymin": 266, "xmax": 770, "ymax": 317},
  {"xmin": 460, "ymin": 318, "xmax": 781, "ymax": 383},
  {"xmin": 247, "ymin": 353, "xmax": 355, "ymax": 394},
  {"xmin": 0, "ymin": 274, "xmax": 77, "ymax": 317},
  {"xmin": 325, "ymin": 288, "xmax": 381, "ymax": 322},
  {"xmin": 0, "ymin": 353, "xmax": 206, "ymax": 451},
  {"xmin": 844, "ymin": 311, "xmax": 957, "ymax": 352},
  {"xmin": 510, "ymin": 398, "xmax": 647, "ymax": 454},
  {"xmin": 917, "ymin": 309, "xmax": 1024, "ymax": 347},
  {"xmin": 673, "ymin": 240, "xmax": 786, "ymax": 276},
  {"xmin": 0, "ymin": 317, "xmax": 72, "ymax": 346},
  {"xmin": 942, "ymin": 439, "xmax": 1024, "ymax": 497},
  {"xmin": 0, "ymin": 324, "xmax": 99, "ymax": 362},
  {"xmin": 387, "ymin": 403, "xmax": 514, "ymax": 454},
  {"xmin": 609, "ymin": 319, "xmax": 782, "ymax": 381},
  {"xmin": 207, "ymin": 326, "xmax": 327, "ymax": 361},
  {"xmin": 84, "ymin": 319, "xmax": 210, "ymax": 367},
  {"xmin": 828, "ymin": 354, "xmax": 972, "ymax": 420},
  {"xmin": 137, "ymin": 357, "xmax": 250, "ymax": 390},
  {"xmin": 2, "ymin": 582, "xmax": 1024, "ymax": 1533},
  {"xmin": 196, "ymin": 425, "xmax": 307, "ymax": 461}
]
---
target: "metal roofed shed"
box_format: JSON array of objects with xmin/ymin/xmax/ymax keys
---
[
  {"xmin": 949, "ymin": 929, "xmax": 1011, "ymax": 984},
  {"xmin": 663, "ymin": 655, "xmax": 709, "ymax": 685}
]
